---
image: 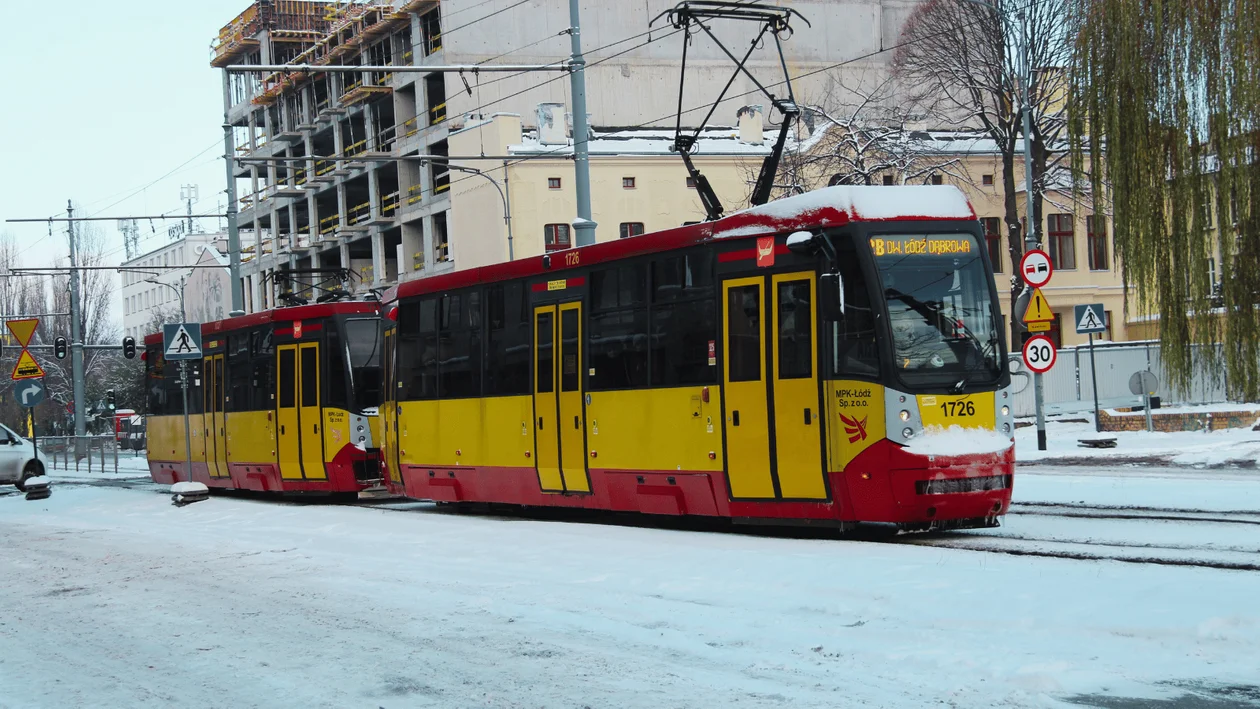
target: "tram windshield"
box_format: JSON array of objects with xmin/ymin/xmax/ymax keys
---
[
  {"xmin": 870, "ymin": 233, "xmax": 1003, "ymax": 390},
  {"xmin": 344, "ymin": 318, "xmax": 383, "ymax": 411}
]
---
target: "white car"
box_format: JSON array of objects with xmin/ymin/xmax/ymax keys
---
[{"xmin": 0, "ymin": 423, "xmax": 45, "ymax": 491}]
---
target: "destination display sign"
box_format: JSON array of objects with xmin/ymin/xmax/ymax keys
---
[{"xmin": 870, "ymin": 235, "xmax": 974, "ymax": 257}]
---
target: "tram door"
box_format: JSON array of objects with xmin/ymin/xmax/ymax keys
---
[
  {"xmin": 205, "ymin": 354, "xmax": 228, "ymax": 479},
  {"xmin": 276, "ymin": 346, "xmax": 302, "ymax": 479},
  {"xmin": 722, "ymin": 272, "xmax": 826, "ymax": 500},
  {"xmin": 382, "ymin": 328, "xmax": 402, "ymax": 484},
  {"xmin": 532, "ymin": 302, "xmax": 590, "ymax": 493},
  {"xmin": 298, "ymin": 342, "xmax": 326, "ymax": 479}
]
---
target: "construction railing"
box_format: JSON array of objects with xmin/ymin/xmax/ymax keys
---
[
  {"xmin": 347, "ymin": 201, "xmax": 371, "ymax": 226},
  {"xmin": 315, "ymin": 159, "xmax": 335, "ymax": 177},
  {"xmin": 344, "ymin": 139, "xmax": 368, "ymax": 158},
  {"xmin": 381, "ymin": 191, "xmax": 400, "ymax": 216},
  {"xmin": 406, "ymin": 184, "xmax": 424, "ymax": 205},
  {"xmin": 401, "ymin": 116, "xmax": 419, "ymax": 139},
  {"xmin": 319, "ymin": 213, "xmax": 341, "ymax": 236},
  {"xmin": 428, "ymin": 101, "xmax": 447, "ymax": 126}
]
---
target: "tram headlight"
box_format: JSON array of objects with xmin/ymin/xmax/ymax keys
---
[
  {"xmin": 357, "ymin": 425, "xmax": 364, "ymax": 432},
  {"xmin": 902, "ymin": 427, "xmax": 914, "ymax": 439},
  {"xmin": 899, "ymin": 410, "xmax": 911, "ymax": 421},
  {"xmin": 1002, "ymin": 423, "xmax": 1011, "ymax": 434},
  {"xmin": 1001, "ymin": 405, "xmax": 1009, "ymax": 416}
]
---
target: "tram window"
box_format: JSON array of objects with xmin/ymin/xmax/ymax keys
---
[
  {"xmin": 652, "ymin": 251, "xmax": 714, "ymax": 302},
  {"xmin": 344, "ymin": 318, "xmax": 383, "ymax": 411},
  {"xmin": 778, "ymin": 280, "xmax": 813, "ymax": 379},
  {"xmin": 278, "ymin": 349, "xmax": 296, "ymax": 408},
  {"xmin": 227, "ymin": 333, "xmax": 252, "ymax": 411},
  {"xmin": 588, "ymin": 308, "xmax": 649, "ymax": 389},
  {"xmin": 300, "ymin": 347, "xmax": 319, "ymax": 406},
  {"xmin": 252, "ymin": 329, "xmax": 275, "ymax": 409},
  {"xmin": 536, "ymin": 311, "xmax": 554, "ymax": 393},
  {"xmin": 486, "ymin": 282, "xmax": 530, "ymax": 396},
  {"xmin": 727, "ymin": 285, "xmax": 762, "ymax": 382},
  {"xmin": 650, "ymin": 298, "xmax": 716, "ymax": 386},
  {"xmin": 438, "ymin": 291, "xmax": 481, "ymax": 398},
  {"xmin": 146, "ymin": 348, "xmax": 167, "ymax": 415},
  {"xmin": 418, "ymin": 298, "xmax": 439, "ymax": 399},
  {"xmin": 325, "ymin": 321, "xmax": 352, "ymax": 411},
  {"xmin": 591, "ymin": 263, "xmax": 646, "ymax": 311},
  {"xmin": 826, "ymin": 238, "xmax": 881, "ymax": 378},
  {"xmin": 560, "ymin": 308, "xmax": 580, "ymax": 392}
]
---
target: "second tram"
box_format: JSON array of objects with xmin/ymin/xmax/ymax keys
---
[
  {"xmin": 378, "ymin": 185, "xmax": 1015, "ymax": 529},
  {"xmin": 144, "ymin": 301, "xmax": 383, "ymax": 496}
]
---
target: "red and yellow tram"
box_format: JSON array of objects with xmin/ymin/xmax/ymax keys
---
[
  {"xmin": 144, "ymin": 302, "xmax": 383, "ymax": 496},
  {"xmin": 379, "ymin": 185, "xmax": 1015, "ymax": 529}
]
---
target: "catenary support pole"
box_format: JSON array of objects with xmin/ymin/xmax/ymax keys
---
[
  {"xmin": 568, "ymin": 0, "xmax": 597, "ymax": 246},
  {"xmin": 66, "ymin": 200, "xmax": 87, "ymax": 460},
  {"xmin": 223, "ymin": 70, "xmax": 245, "ymax": 317},
  {"xmin": 1016, "ymin": 11, "xmax": 1047, "ymax": 452}
]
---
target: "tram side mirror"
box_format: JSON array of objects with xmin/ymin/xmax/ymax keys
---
[{"xmin": 819, "ymin": 272, "xmax": 845, "ymax": 322}]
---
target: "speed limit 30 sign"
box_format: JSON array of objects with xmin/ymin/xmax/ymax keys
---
[{"xmin": 1022, "ymin": 334, "xmax": 1057, "ymax": 373}]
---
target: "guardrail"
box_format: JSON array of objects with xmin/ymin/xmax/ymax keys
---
[{"xmin": 39, "ymin": 435, "xmax": 120, "ymax": 474}]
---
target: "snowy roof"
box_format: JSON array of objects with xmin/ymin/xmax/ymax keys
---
[
  {"xmin": 710, "ymin": 185, "xmax": 976, "ymax": 239},
  {"xmin": 508, "ymin": 126, "xmax": 778, "ymax": 157}
]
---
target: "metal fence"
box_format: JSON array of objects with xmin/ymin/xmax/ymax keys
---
[
  {"xmin": 1009, "ymin": 341, "xmax": 1236, "ymax": 418},
  {"xmin": 36, "ymin": 435, "xmax": 120, "ymax": 474}
]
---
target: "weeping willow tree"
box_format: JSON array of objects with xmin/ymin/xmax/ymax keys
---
[{"xmin": 1070, "ymin": 0, "xmax": 1260, "ymax": 398}]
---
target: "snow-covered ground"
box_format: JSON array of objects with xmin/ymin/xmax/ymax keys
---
[
  {"xmin": 1015, "ymin": 412, "xmax": 1260, "ymax": 467},
  {"xmin": 2, "ymin": 467, "xmax": 1259, "ymax": 708}
]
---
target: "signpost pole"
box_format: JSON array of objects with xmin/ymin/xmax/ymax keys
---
[
  {"xmin": 179, "ymin": 361, "xmax": 193, "ymax": 484},
  {"xmin": 29, "ymin": 407, "xmax": 37, "ymax": 468},
  {"xmin": 1089, "ymin": 332, "xmax": 1101, "ymax": 432}
]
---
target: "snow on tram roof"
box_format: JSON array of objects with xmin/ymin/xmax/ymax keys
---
[{"xmin": 711, "ymin": 185, "xmax": 976, "ymax": 239}]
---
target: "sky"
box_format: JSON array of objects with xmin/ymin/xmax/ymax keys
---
[{"xmin": 0, "ymin": 0, "xmax": 249, "ymax": 322}]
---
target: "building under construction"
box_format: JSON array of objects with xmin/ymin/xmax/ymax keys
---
[{"xmin": 217, "ymin": 0, "xmax": 912, "ymax": 310}]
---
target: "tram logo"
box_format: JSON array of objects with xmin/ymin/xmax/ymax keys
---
[
  {"xmin": 840, "ymin": 413, "xmax": 868, "ymax": 443},
  {"xmin": 756, "ymin": 236, "xmax": 775, "ymax": 267}
]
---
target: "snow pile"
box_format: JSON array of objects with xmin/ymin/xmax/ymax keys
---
[
  {"xmin": 21, "ymin": 476, "xmax": 49, "ymax": 488},
  {"xmin": 906, "ymin": 425, "xmax": 1014, "ymax": 456},
  {"xmin": 170, "ymin": 482, "xmax": 208, "ymax": 495},
  {"xmin": 1016, "ymin": 413, "xmax": 1260, "ymax": 466},
  {"xmin": 733, "ymin": 185, "xmax": 975, "ymax": 224}
]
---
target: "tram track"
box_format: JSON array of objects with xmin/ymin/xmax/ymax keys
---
[{"xmin": 23, "ymin": 476, "xmax": 1260, "ymax": 572}]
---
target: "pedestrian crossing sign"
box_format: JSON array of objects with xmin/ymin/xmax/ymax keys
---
[
  {"xmin": 163, "ymin": 322, "xmax": 203, "ymax": 360},
  {"xmin": 1074, "ymin": 303, "xmax": 1107, "ymax": 334}
]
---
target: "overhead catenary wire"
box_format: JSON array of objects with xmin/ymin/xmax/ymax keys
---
[{"xmin": 437, "ymin": 0, "xmax": 1052, "ymax": 196}]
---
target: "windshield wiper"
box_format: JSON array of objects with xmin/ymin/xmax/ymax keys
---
[{"xmin": 951, "ymin": 378, "xmax": 967, "ymax": 394}]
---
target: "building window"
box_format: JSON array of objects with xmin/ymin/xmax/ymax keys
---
[
  {"xmin": 547, "ymin": 177, "xmax": 561, "ymax": 190},
  {"xmin": 1086, "ymin": 215, "xmax": 1109, "ymax": 270},
  {"xmin": 685, "ymin": 177, "xmax": 696, "ymax": 189},
  {"xmin": 930, "ymin": 174, "xmax": 943, "ymax": 185},
  {"xmin": 544, "ymin": 223, "xmax": 571, "ymax": 251},
  {"xmin": 982, "ymin": 174, "xmax": 994, "ymax": 186},
  {"xmin": 433, "ymin": 211, "xmax": 450, "ymax": 262},
  {"xmin": 622, "ymin": 177, "xmax": 636, "ymax": 189},
  {"xmin": 619, "ymin": 222, "xmax": 645, "ymax": 239},
  {"xmin": 882, "ymin": 175, "xmax": 894, "ymax": 186},
  {"xmin": 982, "ymin": 217, "xmax": 1003, "ymax": 272},
  {"xmin": 1047, "ymin": 213, "xmax": 1076, "ymax": 270},
  {"xmin": 1104, "ymin": 310, "xmax": 1114, "ymax": 341}
]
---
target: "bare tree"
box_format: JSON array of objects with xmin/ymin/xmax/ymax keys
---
[
  {"xmin": 749, "ymin": 73, "xmax": 968, "ymax": 201},
  {"xmin": 894, "ymin": 0, "xmax": 1076, "ymax": 342}
]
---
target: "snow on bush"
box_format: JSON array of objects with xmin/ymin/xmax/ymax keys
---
[
  {"xmin": 171, "ymin": 482, "xmax": 209, "ymax": 495},
  {"xmin": 22, "ymin": 476, "xmax": 49, "ymax": 488}
]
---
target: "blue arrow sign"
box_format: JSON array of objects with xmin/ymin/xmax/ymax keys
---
[{"xmin": 13, "ymin": 378, "xmax": 44, "ymax": 408}]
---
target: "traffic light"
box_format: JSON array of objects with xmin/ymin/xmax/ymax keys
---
[
  {"xmin": 54, "ymin": 337, "xmax": 67, "ymax": 360},
  {"xmin": 107, "ymin": 389, "xmax": 116, "ymax": 411},
  {"xmin": 122, "ymin": 336, "xmax": 136, "ymax": 359}
]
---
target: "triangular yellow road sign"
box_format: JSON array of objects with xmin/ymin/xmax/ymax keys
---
[
  {"xmin": 11, "ymin": 349, "xmax": 45, "ymax": 380},
  {"xmin": 5, "ymin": 318, "xmax": 38, "ymax": 348},
  {"xmin": 1022, "ymin": 288, "xmax": 1053, "ymax": 323}
]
